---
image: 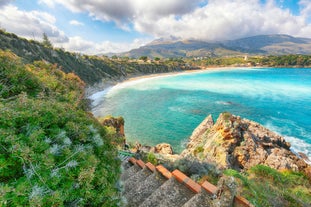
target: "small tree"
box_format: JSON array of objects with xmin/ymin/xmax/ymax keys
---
[
  {"xmin": 42, "ymin": 32, "xmax": 52, "ymax": 48},
  {"xmin": 139, "ymin": 56, "xmax": 148, "ymax": 62}
]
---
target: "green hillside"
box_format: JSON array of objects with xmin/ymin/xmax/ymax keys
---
[
  {"xmin": 0, "ymin": 30, "xmax": 189, "ymax": 85},
  {"xmin": 0, "ymin": 51, "xmax": 121, "ymax": 206}
]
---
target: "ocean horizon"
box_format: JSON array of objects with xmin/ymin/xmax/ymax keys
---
[{"xmin": 90, "ymin": 68, "xmax": 311, "ymax": 160}]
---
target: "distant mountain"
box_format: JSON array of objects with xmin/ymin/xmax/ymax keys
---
[{"xmin": 122, "ymin": 34, "xmax": 311, "ymax": 58}]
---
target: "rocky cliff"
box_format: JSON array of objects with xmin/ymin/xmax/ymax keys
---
[{"xmin": 181, "ymin": 112, "xmax": 311, "ymax": 177}]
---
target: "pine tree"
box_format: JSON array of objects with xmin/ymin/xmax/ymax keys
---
[{"xmin": 42, "ymin": 32, "xmax": 52, "ymax": 48}]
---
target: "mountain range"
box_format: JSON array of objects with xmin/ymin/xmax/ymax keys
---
[{"xmin": 121, "ymin": 34, "xmax": 311, "ymax": 58}]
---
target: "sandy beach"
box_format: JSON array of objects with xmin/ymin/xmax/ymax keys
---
[{"xmin": 87, "ymin": 66, "xmax": 265, "ymax": 102}]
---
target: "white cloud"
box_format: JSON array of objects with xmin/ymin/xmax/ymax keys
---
[
  {"xmin": 57, "ymin": 36, "xmax": 151, "ymax": 54},
  {"xmin": 133, "ymin": 0, "xmax": 311, "ymax": 41},
  {"xmin": 0, "ymin": 0, "xmax": 12, "ymax": 7},
  {"xmin": 0, "ymin": 4, "xmax": 148, "ymax": 54},
  {"xmin": 2, "ymin": 0, "xmax": 311, "ymax": 54},
  {"xmin": 299, "ymin": 0, "xmax": 311, "ymax": 19},
  {"xmin": 69, "ymin": 20, "xmax": 84, "ymax": 26},
  {"xmin": 47, "ymin": 0, "xmax": 311, "ymax": 41},
  {"xmin": 0, "ymin": 5, "xmax": 68, "ymax": 43},
  {"xmin": 44, "ymin": 0, "xmax": 204, "ymax": 30}
]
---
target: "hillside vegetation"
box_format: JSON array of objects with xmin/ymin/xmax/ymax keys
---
[
  {"xmin": 0, "ymin": 30, "xmax": 190, "ymax": 86},
  {"xmin": 188, "ymin": 55, "xmax": 311, "ymax": 68},
  {"xmin": 225, "ymin": 165, "xmax": 311, "ymax": 207},
  {"xmin": 0, "ymin": 51, "xmax": 120, "ymax": 206}
]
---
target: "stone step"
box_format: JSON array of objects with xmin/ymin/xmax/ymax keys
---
[
  {"xmin": 121, "ymin": 160, "xmax": 132, "ymax": 170},
  {"xmin": 121, "ymin": 157, "xmax": 137, "ymax": 170},
  {"xmin": 121, "ymin": 158, "xmax": 142, "ymax": 181},
  {"xmin": 120, "ymin": 158, "xmax": 254, "ymax": 207},
  {"xmin": 139, "ymin": 177, "xmax": 195, "ymax": 207},
  {"xmin": 182, "ymin": 190, "xmax": 213, "ymax": 207},
  {"xmin": 123, "ymin": 160, "xmax": 153, "ymax": 192},
  {"xmin": 182, "ymin": 179, "xmax": 218, "ymax": 207},
  {"xmin": 124, "ymin": 163, "xmax": 167, "ymax": 207}
]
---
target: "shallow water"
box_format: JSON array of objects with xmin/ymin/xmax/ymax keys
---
[{"xmin": 91, "ymin": 68, "xmax": 311, "ymax": 158}]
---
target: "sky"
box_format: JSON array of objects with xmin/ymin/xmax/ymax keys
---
[{"xmin": 0, "ymin": 0, "xmax": 311, "ymax": 54}]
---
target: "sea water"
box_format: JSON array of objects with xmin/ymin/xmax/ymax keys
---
[{"xmin": 90, "ymin": 68, "xmax": 311, "ymax": 159}]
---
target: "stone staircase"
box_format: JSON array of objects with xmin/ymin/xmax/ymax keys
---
[{"xmin": 120, "ymin": 157, "xmax": 254, "ymax": 207}]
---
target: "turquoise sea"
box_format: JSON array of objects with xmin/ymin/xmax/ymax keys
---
[{"xmin": 91, "ymin": 68, "xmax": 311, "ymax": 159}]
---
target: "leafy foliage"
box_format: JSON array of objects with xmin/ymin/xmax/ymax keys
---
[
  {"xmin": 146, "ymin": 153, "xmax": 158, "ymax": 165},
  {"xmin": 224, "ymin": 165, "xmax": 311, "ymax": 207},
  {"xmin": 188, "ymin": 55, "xmax": 311, "ymax": 67},
  {"xmin": 0, "ymin": 51, "xmax": 120, "ymax": 206}
]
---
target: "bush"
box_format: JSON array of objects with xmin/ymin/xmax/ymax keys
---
[
  {"xmin": 147, "ymin": 153, "xmax": 158, "ymax": 165},
  {"xmin": 225, "ymin": 165, "xmax": 311, "ymax": 207},
  {"xmin": 0, "ymin": 51, "xmax": 120, "ymax": 206},
  {"xmin": 0, "ymin": 51, "xmax": 41, "ymax": 99}
]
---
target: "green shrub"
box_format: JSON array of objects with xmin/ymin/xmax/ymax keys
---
[
  {"xmin": 223, "ymin": 169, "xmax": 249, "ymax": 187},
  {"xmin": 147, "ymin": 153, "xmax": 158, "ymax": 165},
  {"xmin": 0, "ymin": 51, "xmax": 121, "ymax": 206},
  {"xmin": 193, "ymin": 146, "xmax": 204, "ymax": 156},
  {"xmin": 0, "ymin": 51, "xmax": 41, "ymax": 99},
  {"xmin": 226, "ymin": 165, "xmax": 311, "ymax": 207}
]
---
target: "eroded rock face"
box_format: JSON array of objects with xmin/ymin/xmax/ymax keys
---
[
  {"xmin": 182, "ymin": 112, "xmax": 310, "ymax": 174},
  {"xmin": 154, "ymin": 143, "xmax": 174, "ymax": 155}
]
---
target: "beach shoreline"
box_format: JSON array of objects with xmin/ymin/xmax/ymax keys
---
[{"xmin": 87, "ymin": 66, "xmax": 264, "ymax": 98}]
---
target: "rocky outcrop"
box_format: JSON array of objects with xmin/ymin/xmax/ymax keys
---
[
  {"xmin": 154, "ymin": 143, "xmax": 174, "ymax": 155},
  {"xmin": 182, "ymin": 112, "xmax": 311, "ymax": 175},
  {"xmin": 186, "ymin": 114, "xmax": 214, "ymax": 150},
  {"xmin": 100, "ymin": 116, "xmax": 125, "ymax": 136}
]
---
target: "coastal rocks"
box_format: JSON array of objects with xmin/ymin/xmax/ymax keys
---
[
  {"xmin": 182, "ymin": 112, "xmax": 310, "ymax": 175},
  {"xmin": 135, "ymin": 143, "xmax": 174, "ymax": 155},
  {"xmin": 186, "ymin": 115, "xmax": 214, "ymax": 150},
  {"xmin": 154, "ymin": 143, "xmax": 174, "ymax": 155}
]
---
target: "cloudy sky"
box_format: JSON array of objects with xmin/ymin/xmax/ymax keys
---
[{"xmin": 0, "ymin": 0, "xmax": 310, "ymax": 54}]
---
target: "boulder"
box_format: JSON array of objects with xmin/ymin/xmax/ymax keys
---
[{"xmin": 155, "ymin": 143, "xmax": 173, "ymax": 155}]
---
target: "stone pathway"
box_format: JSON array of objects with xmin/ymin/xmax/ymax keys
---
[{"xmin": 120, "ymin": 157, "xmax": 254, "ymax": 207}]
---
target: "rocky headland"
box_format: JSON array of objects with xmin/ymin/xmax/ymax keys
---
[
  {"xmin": 181, "ymin": 113, "xmax": 311, "ymax": 175},
  {"xmin": 132, "ymin": 112, "xmax": 311, "ymax": 179}
]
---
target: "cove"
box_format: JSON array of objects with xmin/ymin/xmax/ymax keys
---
[{"xmin": 91, "ymin": 68, "xmax": 311, "ymax": 159}]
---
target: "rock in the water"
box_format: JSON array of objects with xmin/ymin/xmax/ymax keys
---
[
  {"xmin": 182, "ymin": 112, "xmax": 310, "ymax": 176},
  {"xmin": 155, "ymin": 143, "xmax": 173, "ymax": 155}
]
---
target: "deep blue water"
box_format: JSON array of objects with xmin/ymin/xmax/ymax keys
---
[{"xmin": 91, "ymin": 68, "xmax": 311, "ymax": 158}]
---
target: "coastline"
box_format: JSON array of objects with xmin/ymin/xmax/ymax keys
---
[
  {"xmin": 87, "ymin": 66, "xmax": 310, "ymax": 99},
  {"xmin": 88, "ymin": 67, "xmax": 311, "ymax": 162},
  {"xmin": 87, "ymin": 66, "xmax": 263, "ymax": 99}
]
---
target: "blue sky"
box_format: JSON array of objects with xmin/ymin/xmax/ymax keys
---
[{"xmin": 0, "ymin": 0, "xmax": 310, "ymax": 54}]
